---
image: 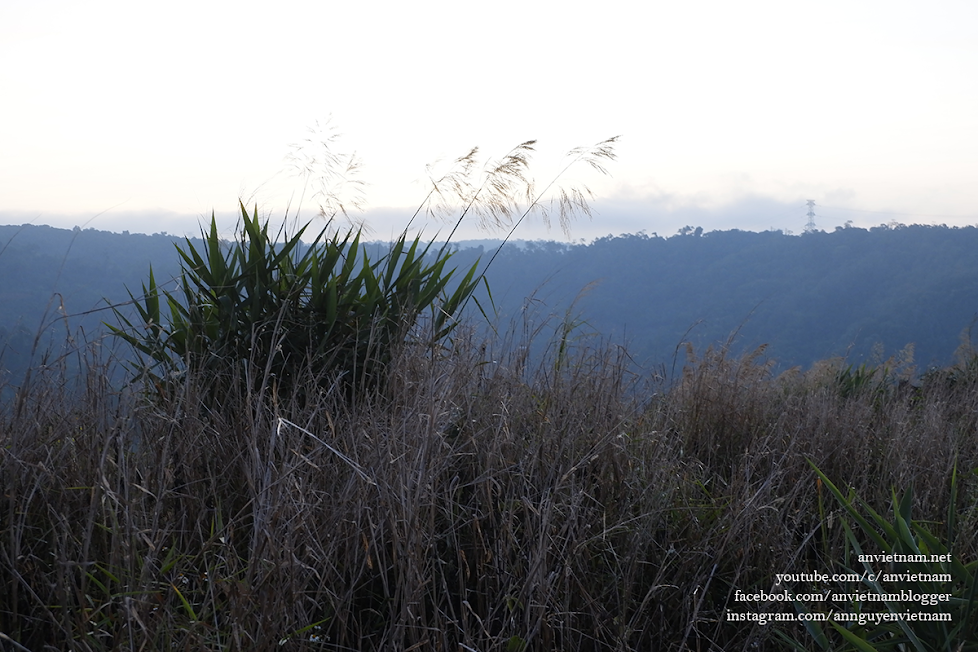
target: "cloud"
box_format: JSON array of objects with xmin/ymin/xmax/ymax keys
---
[{"xmin": 4, "ymin": 190, "xmax": 974, "ymax": 243}]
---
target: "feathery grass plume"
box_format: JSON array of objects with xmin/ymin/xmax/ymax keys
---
[
  {"xmin": 411, "ymin": 140, "xmax": 535, "ymax": 235},
  {"xmin": 411, "ymin": 136, "xmax": 619, "ymax": 243},
  {"xmin": 284, "ymin": 117, "xmax": 367, "ymax": 226},
  {"xmin": 537, "ymin": 136, "xmax": 620, "ymax": 237}
]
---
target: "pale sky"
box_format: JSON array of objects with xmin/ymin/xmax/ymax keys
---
[{"xmin": 2, "ymin": 0, "xmax": 977, "ymax": 241}]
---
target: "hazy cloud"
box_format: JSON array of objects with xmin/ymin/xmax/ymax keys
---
[{"xmin": 6, "ymin": 189, "xmax": 974, "ymax": 245}]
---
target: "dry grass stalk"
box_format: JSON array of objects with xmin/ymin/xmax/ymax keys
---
[{"xmin": 3, "ymin": 318, "xmax": 977, "ymax": 650}]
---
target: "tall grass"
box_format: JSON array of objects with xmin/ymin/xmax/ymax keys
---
[{"xmin": 3, "ymin": 318, "xmax": 977, "ymax": 650}]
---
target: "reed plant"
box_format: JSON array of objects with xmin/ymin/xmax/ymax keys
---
[
  {"xmin": 107, "ymin": 202, "xmax": 483, "ymax": 405},
  {"xmin": 107, "ymin": 135, "xmax": 620, "ymax": 408}
]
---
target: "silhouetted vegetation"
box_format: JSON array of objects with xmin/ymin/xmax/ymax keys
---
[
  {"xmin": 3, "ymin": 315, "xmax": 977, "ymax": 650},
  {"xmin": 109, "ymin": 203, "xmax": 482, "ymax": 406}
]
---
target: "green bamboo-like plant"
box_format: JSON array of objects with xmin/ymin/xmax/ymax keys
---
[
  {"xmin": 778, "ymin": 461, "xmax": 978, "ymax": 651},
  {"xmin": 110, "ymin": 135, "xmax": 619, "ymax": 403},
  {"xmin": 836, "ymin": 363, "xmax": 886, "ymax": 401},
  {"xmin": 109, "ymin": 201, "xmax": 483, "ymax": 401}
]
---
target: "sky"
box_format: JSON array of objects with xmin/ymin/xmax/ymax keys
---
[{"xmin": 2, "ymin": 0, "xmax": 977, "ymax": 242}]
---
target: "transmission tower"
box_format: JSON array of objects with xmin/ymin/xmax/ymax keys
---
[{"xmin": 805, "ymin": 200, "xmax": 817, "ymax": 232}]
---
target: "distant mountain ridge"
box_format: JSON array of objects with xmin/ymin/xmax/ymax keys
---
[
  {"xmin": 2, "ymin": 222, "xmax": 976, "ymax": 384},
  {"xmin": 457, "ymin": 224, "xmax": 978, "ymax": 373}
]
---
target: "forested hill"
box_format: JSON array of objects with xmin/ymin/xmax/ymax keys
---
[
  {"xmin": 1, "ymin": 222, "xmax": 977, "ymax": 381},
  {"xmin": 0, "ymin": 225, "xmax": 194, "ymax": 383},
  {"xmin": 449, "ymin": 223, "xmax": 978, "ymax": 373}
]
